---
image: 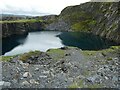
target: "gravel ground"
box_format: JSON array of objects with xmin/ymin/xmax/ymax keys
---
[{"xmin": 1, "ymin": 47, "xmax": 120, "ymax": 88}]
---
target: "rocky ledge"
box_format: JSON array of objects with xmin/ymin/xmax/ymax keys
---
[{"xmin": 1, "ymin": 46, "xmax": 120, "ymax": 88}]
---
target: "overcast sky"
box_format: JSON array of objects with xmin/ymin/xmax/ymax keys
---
[{"xmin": 0, "ymin": 0, "xmax": 90, "ymax": 16}]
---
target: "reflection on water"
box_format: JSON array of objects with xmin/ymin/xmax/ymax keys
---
[
  {"xmin": 3, "ymin": 31, "xmax": 64, "ymax": 56},
  {"xmin": 2, "ymin": 34, "xmax": 28, "ymax": 55},
  {"xmin": 2, "ymin": 31, "xmax": 117, "ymax": 56},
  {"xmin": 57, "ymin": 32, "xmax": 115, "ymax": 50}
]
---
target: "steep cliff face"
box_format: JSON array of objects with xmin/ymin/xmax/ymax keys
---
[
  {"xmin": 91, "ymin": 2, "xmax": 119, "ymax": 43},
  {"xmin": 1, "ymin": 22, "xmax": 45, "ymax": 38},
  {"xmin": 46, "ymin": 2, "xmax": 120, "ymax": 44}
]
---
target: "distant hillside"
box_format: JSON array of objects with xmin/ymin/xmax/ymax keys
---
[{"xmin": 1, "ymin": 14, "xmax": 33, "ymax": 21}]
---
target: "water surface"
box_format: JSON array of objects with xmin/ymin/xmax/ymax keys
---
[{"xmin": 2, "ymin": 31, "xmax": 116, "ymax": 56}]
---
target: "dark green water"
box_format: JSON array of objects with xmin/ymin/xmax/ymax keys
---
[{"xmin": 2, "ymin": 31, "xmax": 116, "ymax": 56}]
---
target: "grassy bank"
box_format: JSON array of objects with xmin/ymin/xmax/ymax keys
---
[
  {"xmin": 0, "ymin": 19, "xmax": 44, "ymax": 24},
  {"xmin": 1, "ymin": 46, "xmax": 120, "ymax": 62}
]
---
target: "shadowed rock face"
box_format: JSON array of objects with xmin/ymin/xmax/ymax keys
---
[
  {"xmin": 2, "ymin": 34, "xmax": 28, "ymax": 55},
  {"xmin": 1, "ymin": 22, "xmax": 44, "ymax": 38}
]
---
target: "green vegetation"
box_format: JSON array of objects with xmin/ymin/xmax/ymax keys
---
[
  {"xmin": 82, "ymin": 50, "xmax": 98, "ymax": 56},
  {"xmin": 1, "ymin": 46, "xmax": 119, "ymax": 62},
  {"xmin": 71, "ymin": 20, "xmax": 97, "ymax": 31},
  {"xmin": 0, "ymin": 19, "xmax": 44, "ymax": 24},
  {"xmin": 68, "ymin": 82, "xmax": 80, "ymax": 88},
  {"xmin": 82, "ymin": 46, "xmax": 120, "ymax": 56},
  {"xmin": 47, "ymin": 48, "xmax": 65, "ymax": 60},
  {"xmin": 82, "ymin": 46, "xmax": 120, "ymax": 63},
  {"xmin": 101, "ymin": 46, "xmax": 120, "ymax": 53},
  {"xmin": 69, "ymin": 79, "xmax": 103, "ymax": 88},
  {"xmin": 19, "ymin": 50, "xmax": 41, "ymax": 62},
  {"xmin": 0, "ymin": 51, "xmax": 42, "ymax": 62},
  {"xmin": 110, "ymin": 46, "xmax": 120, "ymax": 50},
  {"xmin": 60, "ymin": 11, "xmax": 91, "ymax": 22},
  {"xmin": 107, "ymin": 57, "xmax": 113, "ymax": 60},
  {"xmin": 87, "ymin": 83, "xmax": 103, "ymax": 88},
  {"xmin": 0, "ymin": 56, "xmax": 14, "ymax": 61},
  {"xmin": 82, "ymin": 70, "xmax": 90, "ymax": 77},
  {"xmin": 58, "ymin": 2, "xmax": 117, "ymax": 34},
  {"xmin": 59, "ymin": 5, "xmax": 97, "ymax": 32}
]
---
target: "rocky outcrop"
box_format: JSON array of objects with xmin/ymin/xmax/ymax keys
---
[
  {"xmin": 89, "ymin": 2, "xmax": 120, "ymax": 44},
  {"xmin": 1, "ymin": 22, "xmax": 45, "ymax": 38},
  {"xmin": 45, "ymin": 19, "xmax": 71, "ymax": 31},
  {"xmin": 45, "ymin": 2, "xmax": 120, "ymax": 44},
  {"xmin": 42, "ymin": 15, "xmax": 71, "ymax": 31}
]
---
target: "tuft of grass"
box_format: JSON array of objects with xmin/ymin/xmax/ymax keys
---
[
  {"xmin": 110, "ymin": 46, "xmax": 120, "ymax": 50},
  {"xmin": 77, "ymin": 80, "xmax": 84, "ymax": 88},
  {"xmin": 107, "ymin": 57, "xmax": 112, "ymax": 61},
  {"xmin": 47, "ymin": 48, "xmax": 65, "ymax": 61},
  {"xmin": 19, "ymin": 50, "xmax": 41, "ymax": 62},
  {"xmin": 69, "ymin": 79, "xmax": 103, "ymax": 88},
  {"xmin": 68, "ymin": 82, "xmax": 80, "ymax": 88},
  {"xmin": 87, "ymin": 83, "xmax": 103, "ymax": 88},
  {"xmin": 82, "ymin": 51, "xmax": 97, "ymax": 56},
  {"xmin": 68, "ymin": 80, "xmax": 84, "ymax": 88},
  {"xmin": 0, "ymin": 56, "xmax": 14, "ymax": 62}
]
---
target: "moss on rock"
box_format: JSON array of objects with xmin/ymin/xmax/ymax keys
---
[
  {"xmin": 47, "ymin": 48, "xmax": 65, "ymax": 61},
  {"xmin": 19, "ymin": 50, "xmax": 41, "ymax": 62}
]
